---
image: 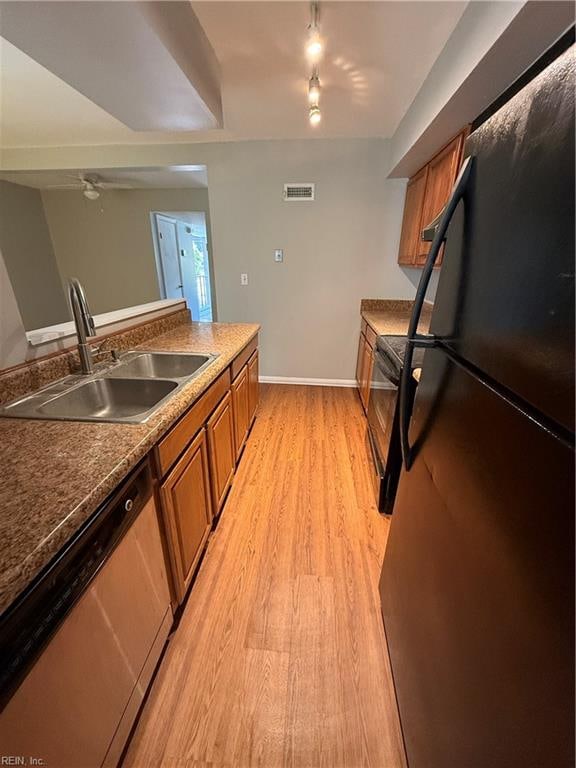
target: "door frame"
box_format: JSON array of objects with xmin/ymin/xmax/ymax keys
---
[{"xmin": 150, "ymin": 213, "xmax": 184, "ymax": 300}]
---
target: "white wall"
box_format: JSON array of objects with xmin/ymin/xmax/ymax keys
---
[
  {"xmin": 0, "ymin": 138, "xmax": 418, "ymax": 378},
  {"xmin": 0, "ymin": 249, "xmax": 28, "ymax": 369},
  {"xmin": 0, "ymin": 180, "xmax": 69, "ymax": 329},
  {"xmin": 41, "ymin": 187, "xmax": 212, "ymax": 317},
  {"xmin": 205, "ymin": 139, "xmax": 416, "ymax": 380},
  {"xmin": 388, "ymin": 0, "xmax": 574, "ymax": 176}
]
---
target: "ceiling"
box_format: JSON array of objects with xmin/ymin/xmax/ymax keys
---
[
  {"xmin": 0, "ymin": 1, "xmax": 467, "ymax": 148},
  {"xmin": 0, "ymin": 166, "xmax": 209, "ymax": 190}
]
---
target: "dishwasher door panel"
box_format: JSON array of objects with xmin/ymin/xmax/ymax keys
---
[{"xmin": 0, "ymin": 496, "xmax": 171, "ymax": 768}]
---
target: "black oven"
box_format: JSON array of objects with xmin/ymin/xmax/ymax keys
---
[{"xmin": 366, "ymin": 336, "xmax": 421, "ymax": 514}]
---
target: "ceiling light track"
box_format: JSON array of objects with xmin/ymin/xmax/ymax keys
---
[{"xmin": 306, "ymin": 2, "xmax": 323, "ymax": 126}]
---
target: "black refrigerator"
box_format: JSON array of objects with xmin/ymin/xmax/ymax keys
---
[{"xmin": 379, "ymin": 33, "xmax": 575, "ymax": 768}]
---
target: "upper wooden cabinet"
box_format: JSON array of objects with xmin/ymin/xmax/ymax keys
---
[
  {"xmin": 398, "ymin": 128, "xmax": 468, "ymax": 268},
  {"xmin": 398, "ymin": 166, "xmax": 429, "ymax": 266}
]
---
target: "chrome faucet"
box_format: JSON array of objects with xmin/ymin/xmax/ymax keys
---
[{"xmin": 68, "ymin": 278, "xmax": 97, "ymax": 374}]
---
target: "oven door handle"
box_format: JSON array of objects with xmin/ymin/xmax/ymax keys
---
[{"xmin": 400, "ymin": 156, "xmax": 473, "ymax": 471}]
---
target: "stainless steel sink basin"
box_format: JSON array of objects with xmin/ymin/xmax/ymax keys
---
[
  {"xmin": 0, "ymin": 350, "xmax": 219, "ymax": 424},
  {"xmin": 105, "ymin": 352, "xmax": 213, "ymax": 380},
  {"xmin": 37, "ymin": 378, "xmax": 178, "ymax": 421},
  {"xmin": 0, "ymin": 376, "xmax": 180, "ymax": 424}
]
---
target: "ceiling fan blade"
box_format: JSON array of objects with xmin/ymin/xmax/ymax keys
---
[
  {"xmin": 45, "ymin": 184, "xmax": 83, "ymax": 189},
  {"xmin": 96, "ymin": 182, "xmax": 134, "ymax": 189}
]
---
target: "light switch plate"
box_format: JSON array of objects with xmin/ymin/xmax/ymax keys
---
[
  {"xmin": 274, "ymin": 249, "xmax": 284, "ymax": 262},
  {"xmin": 240, "ymin": 273, "xmax": 249, "ymax": 285}
]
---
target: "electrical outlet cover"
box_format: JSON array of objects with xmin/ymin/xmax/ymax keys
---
[{"xmin": 274, "ymin": 249, "xmax": 284, "ymax": 262}]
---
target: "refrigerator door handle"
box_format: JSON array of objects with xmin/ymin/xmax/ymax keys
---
[{"xmin": 400, "ymin": 155, "xmax": 474, "ymax": 470}]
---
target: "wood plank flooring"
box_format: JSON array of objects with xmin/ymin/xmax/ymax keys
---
[{"xmin": 123, "ymin": 385, "xmax": 406, "ymax": 768}]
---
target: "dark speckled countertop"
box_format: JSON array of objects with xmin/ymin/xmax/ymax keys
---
[
  {"xmin": 0, "ymin": 320, "xmax": 259, "ymax": 614},
  {"xmin": 360, "ymin": 298, "xmax": 433, "ymax": 337}
]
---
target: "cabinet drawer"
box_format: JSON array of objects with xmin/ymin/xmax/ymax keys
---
[
  {"xmin": 155, "ymin": 368, "xmax": 231, "ymax": 477},
  {"xmin": 231, "ymin": 335, "xmax": 258, "ymax": 380}
]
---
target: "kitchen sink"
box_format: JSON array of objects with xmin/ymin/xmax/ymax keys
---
[
  {"xmin": 37, "ymin": 378, "xmax": 178, "ymax": 421},
  {"xmin": 0, "ymin": 350, "xmax": 219, "ymax": 424},
  {"xmin": 105, "ymin": 352, "xmax": 214, "ymax": 380}
]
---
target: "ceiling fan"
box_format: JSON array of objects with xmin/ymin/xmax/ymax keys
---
[{"xmin": 46, "ymin": 173, "xmax": 134, "ymax": 200}]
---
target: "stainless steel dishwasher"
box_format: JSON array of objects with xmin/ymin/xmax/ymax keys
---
[{"xmin": 0, "ymin": 459, "xmax": 173, "ymax": 767}]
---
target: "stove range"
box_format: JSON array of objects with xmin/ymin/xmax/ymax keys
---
[{"xmin": 366, "ymin": 335, "xmax": 424, "ymax": 513}]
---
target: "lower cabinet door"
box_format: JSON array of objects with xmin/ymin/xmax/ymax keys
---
[
  {"xmin": 356, "ymin": 332, "xmax": 366, "ymax": 390},
  {"xmin": 160, "ymin": 429, "xmax": 213, "ymax": 604},
  {"xmin": 248, "ymin": 349, "xmax": 259, "ymax": 424},
  {"xmin": 232, "ymin": 365, "xmax": 250, "ymax": 461},
  {"xmin": 360, "ymin": 339, "xmax": 374, "ymax": 411},
  {"xmin": 206, "ymin": 391, "xmax": 235, "ymax": 516}
]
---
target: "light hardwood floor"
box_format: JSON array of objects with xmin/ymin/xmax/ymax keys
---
[{"xmin": 123, "ymin": 385, "xmax": 406, "ymax": 768}]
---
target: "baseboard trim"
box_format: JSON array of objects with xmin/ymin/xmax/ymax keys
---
[{"xmin": 259, "ymin": 376, "xmax": 357, "ymax": 388}]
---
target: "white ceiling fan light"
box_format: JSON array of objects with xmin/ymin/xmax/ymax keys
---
[
  {"xmin": 83, "ymin": 183, "xmax": 100, "ymax": 201},
  {"xmin": 45, "ymin": 172, "xmax": 134, "ymax": 197}
]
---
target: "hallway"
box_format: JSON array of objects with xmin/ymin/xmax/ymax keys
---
[{"xmin": 123, "ymin": 385, "xmax": 406, "ymax": 768}]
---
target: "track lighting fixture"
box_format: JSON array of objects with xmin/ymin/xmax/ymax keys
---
[
  {"xmin": 308, "ymin": 71, "xmax": 321, "ymax": 106},
  {"xmin": 305, "ymin": 3, "xmax": 323, "ymax": 126},
  {"xmin": 306, "ymin": 2, "xmax": 322, "ymax": 62},
  {"xmin": 309, "ymin": 105, "xmax": 321, "ymax": 126}
]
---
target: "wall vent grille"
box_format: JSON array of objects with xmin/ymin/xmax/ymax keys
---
[{"xmin": 283, "ymin": 183, "xmax": 315, "ymax": 201}]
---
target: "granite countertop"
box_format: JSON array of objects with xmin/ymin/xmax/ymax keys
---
[
  {"xmin": 360, "ymin": 298, "xmax": 433, "ymax": 337},
  {"xmin": 0, "ymin": 320, "xmax": 259, "ymax": 614}
]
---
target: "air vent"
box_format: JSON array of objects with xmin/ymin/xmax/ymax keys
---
[{"xmin": 283, "ymin": 183, "xmax": 315, "ymax": 201}]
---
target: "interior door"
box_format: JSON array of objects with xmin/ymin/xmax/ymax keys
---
[{"xmin": 156, "ymin": 215, "xmax": 184, "ymax": 300}]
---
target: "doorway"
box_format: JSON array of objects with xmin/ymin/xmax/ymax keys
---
[{"xmin": 152, "ymin": 211, "xmax": 213, "ymax": 322}]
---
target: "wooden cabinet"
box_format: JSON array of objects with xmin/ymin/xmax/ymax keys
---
[
  {"xmin": 397, "ymin": 128, "xmax": 467, "ymax": 268},
  {"xmin": 155, "ymin": 334, "xmax": 259, "ymax": 602},
  {"xmin": 248, "ymin": 349, "xmax": 259, "ymax": 425},
  {"xmin": 232, "ymin": 365, "xmax": 250, "ymax": 460},
  {"xmin": 356, "ymin": 332, "xmax": 366, "ymax": 386},
  {"xmin": 360, "ymin": 337, "xmax": 374, "ymax": 411},
  {"xmin": 416, "ymin": 132, "xmax": 466, "ymax": 265},
  {"xmin": 160, "ymin": 429, "xmax": 213, "ymax": 603},
  {"xmin": 207, "ymin": 391, "xmax": 235, "ymax": 516},
  {"xmin": 398, "ymin": 166, "xmax": 429, "ymax": 266},
  {"xmin": 356, "ymin": 327, "xmax": 375, "ymax": 413},
  {"xmin": 155, "ymin": 369, "xmax": 230, "ymax": 477}
]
